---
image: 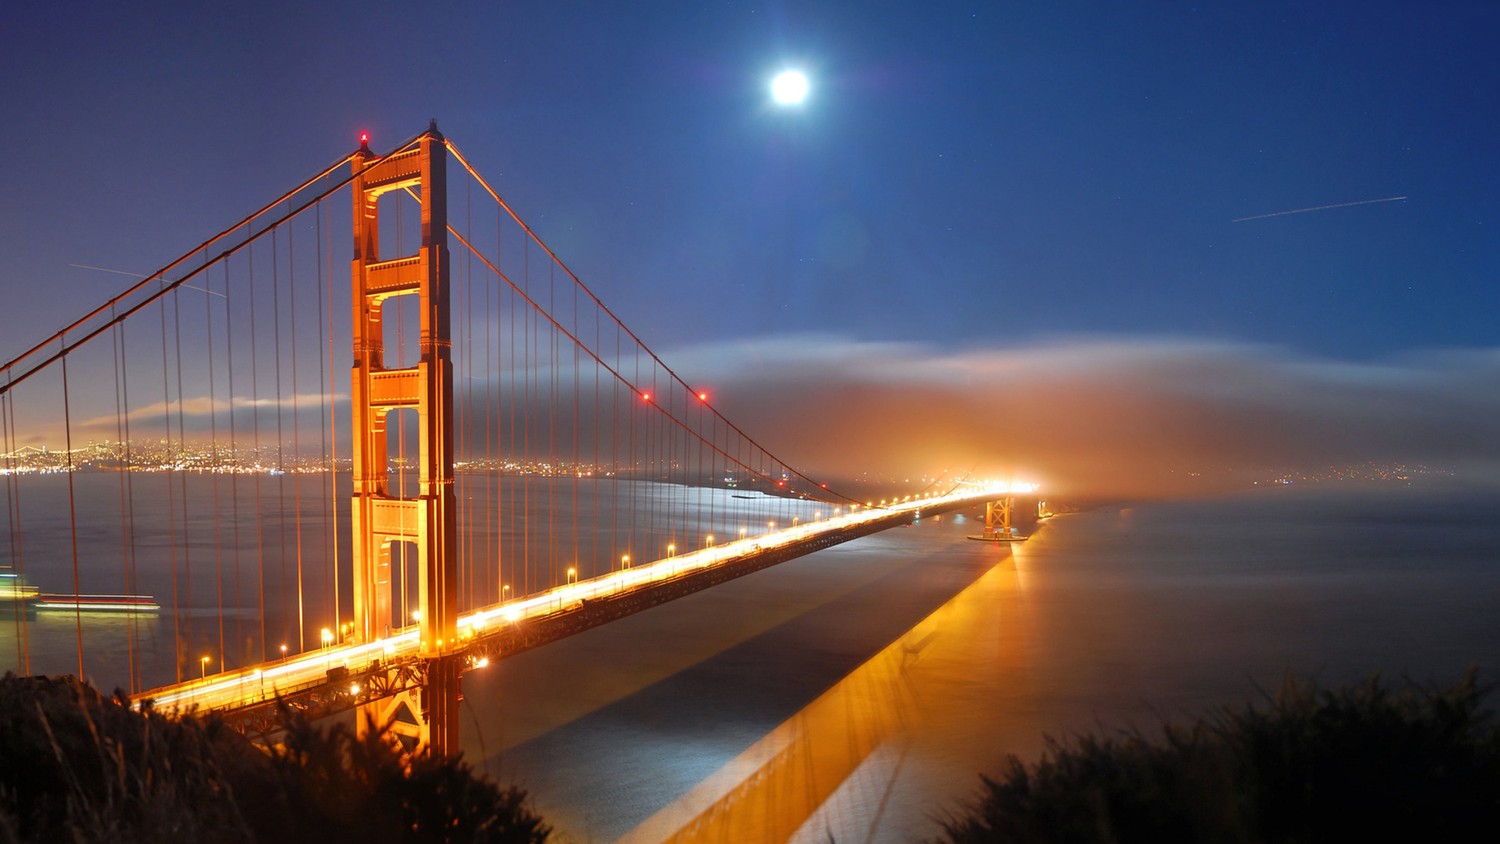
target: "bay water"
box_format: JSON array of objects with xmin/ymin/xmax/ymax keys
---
[
  {"xmin": 457, "ymin": 481, "xmax": 1500, "ymax": 842},
  {"xmin": 5, "ymin": 476, "xmax": 1498, "ymax": 840}
]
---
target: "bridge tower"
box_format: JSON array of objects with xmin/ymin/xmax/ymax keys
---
[
  {"xmin": 349, "ymin": 123, "xmax": 461, "ymax": 756},
  {"xmin": 968, "ymin": 495, "xmax": 1026, "ymax": 542}
]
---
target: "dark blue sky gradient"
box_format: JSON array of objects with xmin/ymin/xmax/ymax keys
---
[{"xmin": 4, "ymin": 1, "xmax": 1495, "ymax": 360}]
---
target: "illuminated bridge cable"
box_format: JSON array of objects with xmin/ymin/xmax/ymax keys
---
[
  {"xmin": 446, "ymin": 226, "xmax": 815, "ymax": 500},
  {"xmin": 0, "ymin": 146, "xmax": 379, "ymax": 398}
]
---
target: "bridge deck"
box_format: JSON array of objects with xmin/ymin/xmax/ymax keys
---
[{"xmin": 134, "ymin": 489, "xmax": 1003, "ymax": 733}]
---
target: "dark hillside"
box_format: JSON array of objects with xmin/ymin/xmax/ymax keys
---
[{"xmin": 0, "ymin": 673, "xmax": 549, "ymax": 844}]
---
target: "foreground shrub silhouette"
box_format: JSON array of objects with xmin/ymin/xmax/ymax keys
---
[
  {"xmin": 0, "ymin": 672, "xmax": 549, "ymax": 843},
  {"xmin": 935, "ymin": 672, "xmax": 1500, "ymax": 843}
]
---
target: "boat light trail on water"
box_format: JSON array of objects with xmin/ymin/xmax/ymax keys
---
[{"xmin": 1232, "ymin": 196, "xmax": 1407, "ymax": 223}]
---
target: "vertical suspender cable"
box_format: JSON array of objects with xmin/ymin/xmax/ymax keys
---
[
  {"xmin": 548, "ymin": 263, "xmax": 557, "ymax": 580},
  {"xmin": 318, "ymin": 197, "xmax": 339, "ymax": 637},
  {"xmin": 61, "ymin": 355, "xmax": 84, "ymax": 679},
  {"xmin": 509, "ymin": 234, "xmax": 519, "ymax": 596},
  {"xmin": 318, "ymin": 194, "xmax": 339, "ymax": 638},
  {"xmin": 271, "ymin": 229, "xmax": 292, "ymax": 651},
  {"xmin": 572, "ymin": 277, "xmax": 581, "ymax": 574},
  {"xmin": 172, "ymin": 288, "xmax": 195, "ymax": 669},
  {"xmin": 483, "ymin": 192, "xmax": 495, "ymax": 604},
  {"xmin": 120, "ymin": 320, "xmax": 141, "ymax": 689},
  {"xmin": 205, "ymin": 255, "xmax": 226, "ymax": 669},
  {"xmin": 523, "ymin": 238, "xmax": 532, "ymax": 590},
  {"xmin": 289, "ymin": 219, "xmax": 306, "ymax": 653},
  {"xmin": 249, "ymin": 237, "xmax": 268, "ymax": 660},
  {"xmin": 503, "ymin": 201, "xmax": 511, "ymax": 599},
  {"xmin": 160, "ymin": 292, "xmax": 182, "ymax": 682},
  {"xmin": 224, "ymin": 258, "xmax": 246, "ymax": 664},
  {"xmin": 110, "ymin": 314, "xmax": 138, "ymax": 691},
  {"xmin": 460, "ymin": 180, "xmax": 471, "ymax": 608}
]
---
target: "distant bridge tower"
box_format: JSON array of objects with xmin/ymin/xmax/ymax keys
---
[
  {"xmin": 969, "ymin": 495, "xmax": 1025, "ymax": 543},
  {"xmin": 349, "ymin": 123, "xmax": 461, "ymax": 756}
]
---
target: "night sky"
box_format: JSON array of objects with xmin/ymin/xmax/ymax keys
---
[{"xmin": 3, "ymin": 1, "xmax": 1497, "ymax": 495}]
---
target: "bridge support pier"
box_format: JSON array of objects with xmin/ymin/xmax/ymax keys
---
[{"xmin": 357, "ymin": 654, "xmax": 462, "ymax": 757}]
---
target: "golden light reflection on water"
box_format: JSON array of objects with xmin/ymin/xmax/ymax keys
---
[
  {"xmin": 622, "ymin": 539, "xmax": 1038, "ymax": 843},
  {"xmin": 460, "ymin": 544, "xmax": 941, "ymax": 757}
]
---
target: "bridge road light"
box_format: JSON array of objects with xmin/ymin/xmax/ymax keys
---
[
  {"xmin": 567, "ymin": 567, "xmax": 578, "ymax": 584},
  {"xmin": 502, "ymin": 584, "xmax": 511, "ymax": 600},
  {"xmin": 200, "ymin": 655, "xmax": 210, "ymax": 680},
  {"xmin": 321, "ymin": 628, "xmax": 334, "ymax": 651},
  {"xmin": 667, "ymin": 543, "xmax": 676, "ymax": 558},
  {"xmin": 706, "ymin": 534, "xmax": 714, "ymax": 547},
  {"xmin": 621, "ymin": 554, "xmax": 631, "ymax": 570},
  {"xmin": 280, "ymin": 644, "xmax": 288, "ymax": 661}
]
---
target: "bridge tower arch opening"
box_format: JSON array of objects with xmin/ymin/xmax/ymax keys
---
[{"xmin": 349, "ymin": 123, "xmax": 460, "ymax": 756}]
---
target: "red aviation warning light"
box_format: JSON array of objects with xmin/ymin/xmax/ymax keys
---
[
  {"xmin": 641, "ymin": 392, "xmax": 652, "ymax": 402},
  {"xmin": 697, "ymin": 391, "xmax": 708, "ymax": 401}
]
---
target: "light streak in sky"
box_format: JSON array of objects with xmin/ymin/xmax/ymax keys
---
[
  {"xmin": 1232, "ymin": 195, "xmax": 1407, "ymax": 223},
  {"xmin": 69, "ymin": 263, "xmax": 226, "ymax": 297}
]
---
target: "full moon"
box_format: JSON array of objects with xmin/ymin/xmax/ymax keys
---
[{"xmin": 771, "ymin": 70, "xmax": 810, "ymax": 105}]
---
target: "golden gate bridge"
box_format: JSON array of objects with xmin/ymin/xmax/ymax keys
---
[{"xmin": 0, "ymin": 123, "xmax": 1027, "ymax": 756}]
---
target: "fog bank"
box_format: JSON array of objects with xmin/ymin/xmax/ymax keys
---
[{"xmin": 672, "ymin": 335, "xmax": 1500, "ymax": 498}]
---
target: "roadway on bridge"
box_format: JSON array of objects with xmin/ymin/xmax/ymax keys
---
[{"xmin": 138, "ymin": 487, "xmax": 1013, "ymax": 714}]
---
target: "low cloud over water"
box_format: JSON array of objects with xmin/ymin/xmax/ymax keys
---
[{"xmin": 675, "ymin": 335, "xmax": 1500, "ymax": 498}]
